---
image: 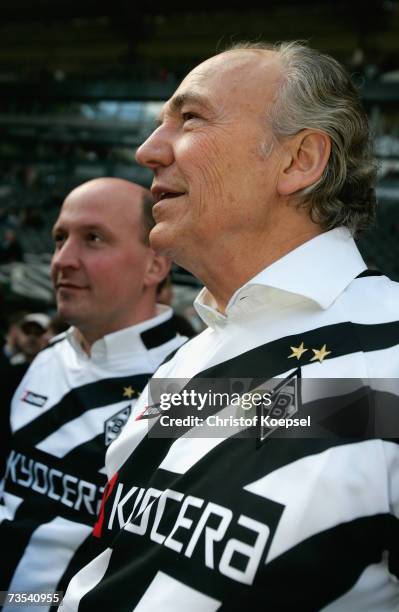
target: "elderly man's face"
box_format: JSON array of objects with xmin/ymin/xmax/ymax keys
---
[
  {"xmin": 136, "ymin": 50, "xmax": 284, "ymax": 267},
  {"xmin": 51, "ymin": 182, "xmax": 154, "ymax": 339}
]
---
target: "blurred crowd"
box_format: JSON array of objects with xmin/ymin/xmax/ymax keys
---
[{"xmin": 1, "ymin": 311, "xmax": 68, "ymax": 367}]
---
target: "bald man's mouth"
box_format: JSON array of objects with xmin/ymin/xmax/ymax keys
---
[{"xmin": 56, "ymin": 281, "xmax": 89, "ymax": 291}]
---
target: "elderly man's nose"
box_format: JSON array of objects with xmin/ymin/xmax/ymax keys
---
[{"xmin": 136, "ymin": 128, "xmax": 174, "ymax": 169}]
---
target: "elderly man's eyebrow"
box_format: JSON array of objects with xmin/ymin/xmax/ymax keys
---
[
  {"xmin": 170, "ymin": 92, "xmax": 211, "ymax": 112},
  {"xmin": 156, "ymin": 91, "xmax": 212, "ymax": 124}
]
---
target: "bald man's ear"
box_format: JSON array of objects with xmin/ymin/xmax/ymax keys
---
[
  {"xmin": 277, "ymin": 130, "xmax": 331, "ymax": 196},
  {"xmin": 143, "ymin": 253, "xmax": 171, "ymax": 289}
]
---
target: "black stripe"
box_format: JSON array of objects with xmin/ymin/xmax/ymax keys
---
[
  {"xmin": 49, "ymin": 332, "xmax": 67, "ymax": 345},
  {"xmin": 141, "ymin": 318, "xmax": 178, "ymax": 349},
  {"xmin": 191, "ymin": 320, "xmax": 399, "ymax": 381},
  {"xmin": 0, "ymin": 497, "xmax": 57, "ymax": 591},
  {"xmin": 3, "ymin": 446, "xmax": 106, "ymax": 515},
  {"xmin": 355, "ymin": 320, "xmax": 399, "ymax": 353},
  {"xmin": 39, "ymin": 333, "xmax": 67, "ymax": 354},
  {"xmin": 14, "ymin": 374, "xmax": 150, "ymax": 447},
  {"xmin": 54, "ymin": 534, "xmax": 106, "ymax": 605},
  {"xmin": 356, "ymin": 269, "xmax": 383, "ymax": 278},
  {"xmin": 248, "ymin": 514, "xmax": 397, "ymax": 611},
  {"xmin": 301, "ymin": 387, "xmax": 399, "ymax": 440},
  {"xmin": 158, "ymin": 341, "xmax": 188, "ymax": 367},
  {"xmin": 63, "ymin": 433, "xmax": 107, "ymax": 473}
]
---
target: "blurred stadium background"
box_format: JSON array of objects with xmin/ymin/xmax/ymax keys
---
[{"xmin": 0, "ymin": 0, "xmax": 398, "ymax": 331}]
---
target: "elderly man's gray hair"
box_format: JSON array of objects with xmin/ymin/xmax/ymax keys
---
[{"xmin": 227, "ymin": 41, "xmax": 377, "ymax": 235}]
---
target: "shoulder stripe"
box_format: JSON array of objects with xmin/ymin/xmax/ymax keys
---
[
  {"xmin": 39, "ymin": 334, "xmax": 67, "ymax": 354},
  {"xmin": 158, "ymin": 342, "xmax": 189, "ymax": 367},
  {"xmin": 13, "ymin": 374, "xmax": 151, "ymax": 446},
  {"xmin": 193, "ymin": 320, "xmax": 399, "ymax": 381},
  {"xmin": 355, "ymin": 269, "xmax": 383, "ymax": 278},
  {"xmin": 141, "ymin": 318, "xmax": 179, "ymax": 349}
]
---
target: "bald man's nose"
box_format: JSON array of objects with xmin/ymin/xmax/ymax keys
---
[
  {"xmin": 136, "ymin": 128, "xmax": 174, "ymax": 169},
  {"xmin": 52, "ymin": 238, "xmax": 80, "ymax": 271}
]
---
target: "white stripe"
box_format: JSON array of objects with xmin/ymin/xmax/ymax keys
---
[
  {"xmin": 383, "ymin": 441, "xmax": 399, "ymax": 517},
  {"xmin": 62, "ymin": 548, "xmax": 113, "ymax": 612},
  {"xmin": 35, "ymin": 401, "xmax": 131, "ymax": 457},
  {"xmin": 155, "ymin": 394, "xmax": 277, "ymax": 475},
  {"xmin": 244, "ymin": 440, "xmax": 389, "ymax": 563},
  {"xmin": 363, "ymin": 345, "xmax": 399, "ymax": 378},
  {"xmin": 320, "ymin": 557, "xmax": 399, "ymax": 611},
  {"xmin": 158, "ymin": 437, "xmax": 225, "ymax": 475},
  {"xmin": 133, "ymin": 571, "xmax": 221, "ymax": 611},
  {"xmin": 106, "ymin": 413, "xmax": 149, "ymax": 476},
  {"xmin": 0, "ymin": 491, "xmax": 23, "ymax": 523},
  {"xmin": 4, "ymin": 517, "xmax": 92, "ymax": 612},
  {"xmin": 11, "ymin": 364, "xmax": 70, "ymax": 432}
]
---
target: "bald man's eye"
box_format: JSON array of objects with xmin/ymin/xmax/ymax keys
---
[
  {"xmin": 86, "ymin": 232, "xmax": 102, "ymax": 244},
  {"xmin": 53, "ymin": 233, "xmax": 66, "ymax": 248}
]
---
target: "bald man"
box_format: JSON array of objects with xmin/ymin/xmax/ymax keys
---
[{"xmin": 0, "ymin": 179, "xmax": 187, "ymax": 607}]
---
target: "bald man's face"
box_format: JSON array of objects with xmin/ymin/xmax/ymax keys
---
[
  {"xmin": 51, "ymin": 183, "xmax": 154, "ymax": 338},
  {"xmin": 136, "ymin": 50, "xmax": 284, "ymax": 268}
]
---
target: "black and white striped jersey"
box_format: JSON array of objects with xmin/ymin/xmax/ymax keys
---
[
  {"xmin": 63, "ymin": 228, "xmax": 399, "ymax": 611},
  {"xmin": 0, "ymin": 306, "xmax": 187, "ymax": 611}
]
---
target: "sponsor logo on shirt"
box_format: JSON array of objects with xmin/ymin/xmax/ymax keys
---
[
  {"xmin": 96, "ymin": 478, "xmax": 271, "ymax": 586},
  {"xmin": 136, "ymin": 403, "xmax": 162, "ymax": 420},
  {"xmin": 4, "ymin": 450, "xmax": 104, "ymax": 519},
  {"xmin": 21, "ymin": 390, "xmax": 48, "ymax": 408}
]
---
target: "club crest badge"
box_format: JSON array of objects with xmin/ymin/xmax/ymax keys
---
[
  {"xmin": 104, "ymin": 405, "xmax": 132, "ymax": 446},
  {"xmin": 258, "ymin": 370, "xmax": 300, "ymax": 442}
]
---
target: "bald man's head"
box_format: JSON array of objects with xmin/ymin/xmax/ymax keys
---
[
  {"xmin": 65, "ymin": 178, "xmax": 155, "ymax": 244},
  {"xmin": 51, "ymin": 178, "xmax": 170, "ymax": 348}
]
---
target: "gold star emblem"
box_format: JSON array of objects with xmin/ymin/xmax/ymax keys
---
[
  {"xmin": 123, "ymin": 386, "xmax": 135, "ymax": 399},
  {"xmin": 310, "ymin": 344, "xmax": 332, "ymax": 363},
  {"xmin": 288, "ymin": 342, "xmax": 308, "ymax": 360}
]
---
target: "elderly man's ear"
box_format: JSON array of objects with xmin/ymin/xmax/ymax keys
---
[
  {"xmin": 143, "ymin": 253, "xmax": 171, "ymax": 289},
  {"xmin": 277, "ymin": 130, "xmax": 331, "ymax": 196}
]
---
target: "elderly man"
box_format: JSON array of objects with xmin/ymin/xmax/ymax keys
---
[
  {"xmin": 0, "ymin": 178, "xmax": 186, "ymax": 608},
  {"xmin": 63, "ymin": 44, "xmax": 399, "ymax": 610}
]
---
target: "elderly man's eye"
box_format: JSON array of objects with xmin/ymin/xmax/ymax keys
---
[{"xmin": 182, "ymin": 112, "xmax": 198, "ymax": 122}]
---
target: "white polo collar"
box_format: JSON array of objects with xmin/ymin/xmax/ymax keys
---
[
  {"xmin": 194, "ymin": 227, "xmax": 366, "ymax": 329},
  {"xmin": 66, "ymin": 304, "xmax": 174, "ymax": 361}
]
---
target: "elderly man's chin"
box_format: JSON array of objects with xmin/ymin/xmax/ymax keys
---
[{"xmin": 149, "ymin": 222, "xmax": 180, "ymax": 258}]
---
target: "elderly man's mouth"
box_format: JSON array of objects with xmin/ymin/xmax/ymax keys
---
[
  {"xmin": 160, "ymin": 192, "xmax": 184, "ymax": 200},
  {"xmin": 151, "ymin": 186, "xmax": 185, "ymax": 203}
]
